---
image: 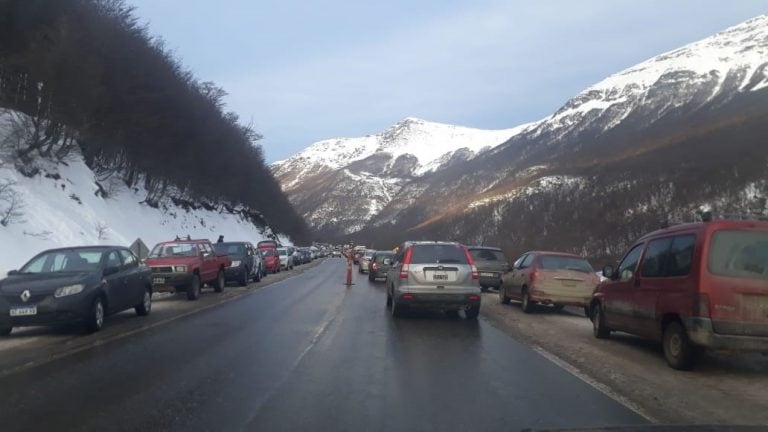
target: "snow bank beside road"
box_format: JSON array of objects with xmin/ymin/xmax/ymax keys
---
[{"xmin": 0, "ymin": 156, "xmax": 280, "ymax": 273}]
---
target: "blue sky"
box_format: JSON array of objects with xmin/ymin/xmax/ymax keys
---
[{"xmin": 128, "ymin": 1, "xmax": 767, "ymax": 162}]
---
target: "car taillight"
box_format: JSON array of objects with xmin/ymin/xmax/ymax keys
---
[
  {"xmin": 399, "ymin": 247, "xmax": 413, "ymax": 279},
  {"xmin": 468, "ymin": 294, "xmax": 480, "ymax": 302},
  {"xmin": 401, "ymin": 293, "xmax": 415, "ymax": 300},
  {"xmin": 461, "ymin": 245, "xmax": 479, "ymax": 280},
  {"xmin": 694, "ymin": 293, "xmax": 711, "ymax": 318},
  {"xmin": 372, "ymin": 263, "xmax": 378, "ymax": 270}
]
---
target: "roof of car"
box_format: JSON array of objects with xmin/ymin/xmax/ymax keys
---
[
  {"xmin": 157, "ymin": 239, "xmax": 209, "ymax": 244},
  {"xmin": 638, "ymin": 219, "xmax": 768, "ymax": 242},
  {"xmin": 525, "ymin": 251, "xmax": 584, "ymax": 258},
  {"xmin": 44, "ymin": 245, "xmax": 121, "ymax": 252}
]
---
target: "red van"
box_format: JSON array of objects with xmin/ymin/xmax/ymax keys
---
[
  {"xmin": 258, "ymin": 246, "xmax": 281, "ymax": 274},
  {"xmin": 591, "ymin": 218, "xmax": 768, "ymax": 370}
]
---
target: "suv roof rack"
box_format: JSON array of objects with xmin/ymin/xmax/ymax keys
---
[{"xmin": 695, "ymin": 211, "xmax": 768, "ymax": 222}]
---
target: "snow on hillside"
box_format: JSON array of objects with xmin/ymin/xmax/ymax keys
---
[
  {"xmin": 545, "ymin": 14, "xmax": 768, "ymax": 132},
  {"xmin": 273, "ymin": 117, "xmax": 530, "ymax": 188},
  {"xmin": 0, "ymin": 113, "xmax": 283, "ymax": 273}
]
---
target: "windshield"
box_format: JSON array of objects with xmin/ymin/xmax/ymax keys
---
[
  {"xmin": 149, "ymin": 243, "xmax": 198, "ymax": 258},
  {"xmin": 709, "ymin": 230, "xmax": 768, "ymax": 280},
  {"xmin": 278, "ymin": 249, "xmax": 288, "ymax": 256},
  {"xmin": 20, "ymin": 249, "xmax": 105, "ymax": 273},
  {"xmin": 375, "ymin": 253, "xmax": 394, "ymax": 263},
  {"xmin": 409, "ymin": 244, "xmax": 468, "ymax": 265},
  {"xmin": 262, "ymin": 249, "xmax": 275, "ymax": 257},
  {"xmin": 214, "ymin": 243, "xmax": 246, "ymax": 256},
  {"xmin": 364, "ymin": 250, "xmax": 375, "ymax": 258},
  {"xmin": 539, "ymin": 256, "xmax": 594, "ymax": 273},
  {"xmin": 469, "ymin": 249, "xmax": 507, "ymax": 262}
]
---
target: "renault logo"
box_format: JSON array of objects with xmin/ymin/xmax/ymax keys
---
[{"xmin": 20, "ymin": 290, "xmax": 31, "ymax": 303}]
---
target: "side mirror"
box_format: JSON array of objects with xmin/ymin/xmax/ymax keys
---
[
  {"xmin": 103, "ymin": 266, "xmax": 120, "ymax": 276},
  {"xmin": 7, "ymin": 270, "xmax": 19, "ymax": 276},
  {"xmin": 602, "ymin": 265, "xmax": 614, "ymax": 279}
]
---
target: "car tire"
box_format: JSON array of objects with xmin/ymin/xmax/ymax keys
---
[
  {"xmin": 663, "ymin": 321, "xmax": 695, "ymax": 370},
  {"xmin": 86, "ymin": 296, "xmax": 106, "ymax": 333},
  {"xmin": 391, "ymin": 300, "xmax": 403, "ymax": 317},
  {"xmin": 465, "ymin": 305, "xmax": 480, "ymax": 320},
  {"xmin": 445, "ymin": 310, "xmax": 460, "ymax": 318},
  {"xmin": 254, "ymin": 266, "xmax": 262, "ymax": 282},
  {"xmin": 368, "ymin": 272, "xmax": 374, "ymax": 282},
  {"xmin": 592, "ymin": 304, "xmax": 611, "ymax": 339},
  {"xmin": 135, "ymin": 288, "xmax": 152, "ymax": 316},
  {"xmin": 583, "ymin": 306, "xmax": 591, "ymax": 318},
  {"xmin": 187, "ymin": 274, "xmax": 201, "ymax": 300},
  {"xmin": 499, "ymin": 287, "xmax": 511, "ymax": 304},
  {"xmin": 0, "ymin": 325, "xmax": 12, "ymax": 336},
  {"xmin": 214, "ymin": 270, "xmax": 225, "ymax": 293},
  {"xmin": 386, "ymin": 289, "xmax": 393, "ymax": 307},
  {"xmin": 239, "ymin": 268, "xmax": 249, "ymax": 287},
  {"xmin": 521, "ymin": 288, "xmax": 534, "ymax": 313}
]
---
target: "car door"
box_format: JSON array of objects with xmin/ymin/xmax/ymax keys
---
[
  {"xmin": 510, "ymin": 254, "xmax": 535, "ymax": 300},
  {"xmin": 602, "ymin": 243, "xmax": 645, "ymax": 332},
  {"xmin": 102, "ymin": 249, "xmax": 130, "ymax": 312},
  {"xmin": 199, "ymin": 243, "xmax": 217, "ymax": 282},
  {"xmin": 119, "ymin": 248, "xmax": 145, "ymax": 306},
  {"xmin": 502, "ymin": 254, "xmax": 526, "ymax": 299}
]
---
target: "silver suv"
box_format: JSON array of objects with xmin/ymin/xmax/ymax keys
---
[{"xmin": 386, "ymin": 241, "xmax": 481, "ymax": 319}]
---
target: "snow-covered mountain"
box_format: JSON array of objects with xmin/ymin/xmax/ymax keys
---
[
  {"xmin": 272, "ymin": 118, "xmax": 532, "ymax": 234},
  {"xmin": 0, "ymin": 111, "xmax": 284, "ymax": 273},
  {"xmin": 354, "ymin": 14, "xmax": 768, "ymax": 256}
]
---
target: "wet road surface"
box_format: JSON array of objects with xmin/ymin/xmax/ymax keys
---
[{"xmin": 0, "ymin": 259, "xmax": 646, "ymax": 431}]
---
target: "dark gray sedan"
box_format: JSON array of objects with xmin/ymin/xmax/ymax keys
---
[
  {"xmin": 0, "ymin": 246, "xmax": 152, "ymax": 335},
  {"xmin": 367, "ymin": 251, "xmax": 395, "ymax": 282}
]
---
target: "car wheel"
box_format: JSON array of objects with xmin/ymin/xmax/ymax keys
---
[
  {"xmin": 0, "ymin": 325, "xmax": 12, "ymax": 336},
  {"xmin": 214, "ymin": 270, "xmax": 225, "ymax": 292},
  {"xmin": 368, "ymin": 273, "xmax": 375, "ymax": 282},
  {"xmin": 663, "ymin": 321, "xmax": 695, "ymax": 370},
  {"xmin": 445, "ymin": 310, "xmax": 460, "ymax": 318},
  {"xmin": 386, "ymin": 288, "xmax": 393, "ymax": 307},
  {"xmin": 391, "ymin": 300, "xmax": 403, "ymax": 317},
  {"xmin": 521, "ymin": 288, "xmax": 534, "ymax": 313},
  {"xmin": 499, "ymin": 286, "xmax": 510, "ymax": 304},
  {"xmin": 239, "ymin": 268, "xmax": 249, "ymax": 287},
  {"xmin": 592, "ymin": 304, "xmax": 610, "ymax": 339},
  {"xmin": 254, "ymin": 266, "xmax": 262, "ymax": 282},
  {"xmin": 86, "ymin": 297, "xmax": 105, "ymax": 332},
  {"xmin": 135, "ymin": 288, "xmax": 152, "ymax": 316},
  {"xmin": 465, "ymin": 305, "xmax": 480, "ymax": 320},
  {"xmin": 583, "ymin": 306, "xmax": 591, "ymax": 318},
  {"xmin": 187, "ymin": 274, "xmax": 201, "ymax": 300}
]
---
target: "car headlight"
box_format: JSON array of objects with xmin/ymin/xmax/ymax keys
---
[
  {"xmin": 54, "ymin": 284, "xmax": 84, "ymax": 298},
  {"xmin": 231, "ymin": 260, "xmax": 241, "ymax": 267},
  {"xmin": 174, "ymin": 265, "xmax": 187, "ymax": 273}
]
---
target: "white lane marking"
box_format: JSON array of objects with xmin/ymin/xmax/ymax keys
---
[
  {"xmin": 0, "ymin": 260, "xmax": 333, "ymax": 378},
  {"xmin": 531, "ymin": 344, "xmax": 657, "ymax": 423}
]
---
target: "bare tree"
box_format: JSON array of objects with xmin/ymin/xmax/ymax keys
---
[
  {"xmin": 95, "ymin": 221, "xmax": 109, "ymax": 240},
  {"xmin": 0, "ymin": 180, "xmax": 25, "ymax": 226}
]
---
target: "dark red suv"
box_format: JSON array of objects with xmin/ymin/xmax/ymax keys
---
[{"xmin": 591, "ymin": 218, "xmax": 768, "ymax": 370}]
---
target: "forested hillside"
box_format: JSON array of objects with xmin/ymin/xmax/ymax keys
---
[{"xmin": 0, "ymin": 0, "xmax": 309, "ymax": 241}]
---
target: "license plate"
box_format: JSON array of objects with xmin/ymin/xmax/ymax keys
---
[
  {"xmin": 153, "ymin": 277, "xmax": 166, "ymax": 285},
  {"xmin": 10, "ymin": 306, "xmax": 37, "ymax": 317},
  {"xmin": 431, "ymin": 272, "xmax": 449, "ymax": 281},
  {"xmin": 480, "ymin": 272, "xmax": 496, "ymax": 277}
]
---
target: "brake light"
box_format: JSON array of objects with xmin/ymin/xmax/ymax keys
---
[
  {"xmin": 372, "ymin": 262, "xmax": 378, "ymax": 270},
  {"xmin": 694, "ymin": 293, "xmax": 711, "ymax": 318},
  {"xmin": 399, "ymin": 247, "xmax": 413, "ymax": 279},
  {"xmin": 461, "ymin": 245, "xmax": 479, "ymax": 280},
  {"xmin": 401, "ymin": 293, "xmax": 415, "ymax": 300},
  {"xmin": 468, "ymin": 294, "xmax": 480, "ymax": 302}
]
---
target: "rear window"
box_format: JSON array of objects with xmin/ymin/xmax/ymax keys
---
[
  {"xmin": 374, "ymin": 253, "xmax": 394, "ymax": 263},
  {"xmin": 214, "ymin": 243, "xmax": 245, "ymax": 255},
  {"xmin": 364, "ymin": 250, "xmax": 375, "ymax": 258},
  {"xmin": 262, "ymin": 249, "xmax": 275, "ymax": 257},
  {"xmin": 539, "ymin": 256, "xmax": 593, "ymax": 273},
  {"xmin": 469, "ymin": 249, "xmax": 507, "ymax": 262},
  {"xmin": 409, "ymin": 244, "xmax": 468, "ymax": 265},
  {"xmin": 709, "ymin": 229, "xmax": 768, "ymax": 281}
]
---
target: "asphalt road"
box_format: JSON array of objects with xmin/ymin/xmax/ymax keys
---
[{"xmin": 0, "ymin": 259, "xmax": 646, "ymax": 432}]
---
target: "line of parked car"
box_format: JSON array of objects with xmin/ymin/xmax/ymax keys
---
[
  {"xmin": 0, "ymin": 237, "xmax": 331, "ymax": 337},
  {"xmin": 353, "ymin": 215, "xmax": 768, "ymax": 371}
]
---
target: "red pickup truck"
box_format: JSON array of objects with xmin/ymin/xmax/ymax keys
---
[{"xmin": 145, "ymin": 239, "xmax": 231, "ymax": 300}]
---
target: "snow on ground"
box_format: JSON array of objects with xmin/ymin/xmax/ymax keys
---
[{"xmin": 0, "ymin": 154, "xmax": 282, "ymax": 274}]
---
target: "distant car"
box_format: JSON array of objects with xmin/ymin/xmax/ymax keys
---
[
  {"xmin": 500, "ymin": 251, "xmax": 598, "ymax": 315},
  {"xmin": 214, "ymin": 241, "xmax": 262, "ymax": 286},
  {"xmin": 353, "ymin": 246, "xmax": 366, "ymax": 264},
  {"xmin": 591, "ymin": 218, "xmax": 768, "ymax": 370},
  {"xmin": 145, "ymin": 239, "xmax": 231, "ymax": 300},
  {"xmin": 257, "ymin": 240, "xmax": 281, "ymax": 249},
  {"xmin": 386, "ymin": 241, "xmax": 481, "ymax": 319},
  {"xmin": 277, "ymin": 247, "xmax": 295, "ymax": 270},
  {"xmin": 332, "ymin": 250, "xmax": 342, "ymax": 258},
  {"xmin": 358, "ymin": 249, "xmax": 375, "ymax": 274},
  {"xmin": 467, "ymin": 246, "xmax": 510, "ymax": 292},
  {"xmin": 260, "ymin": 247, "xmax": 281, "ymax": 274},
  {"xmin": 0, "ymin": 246, "xmax": 152, "ymax": 335},
  {"xmin": 368, "ymin": 251, "xmax": 395, "ymax": 282}
]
